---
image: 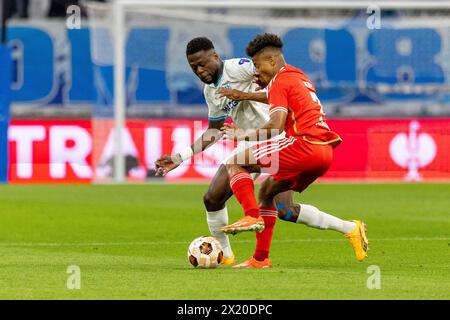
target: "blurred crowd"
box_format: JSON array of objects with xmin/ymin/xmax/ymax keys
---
[{"xmin": 5, "ymin": 0, "xmax": 107, "ymax": 18}]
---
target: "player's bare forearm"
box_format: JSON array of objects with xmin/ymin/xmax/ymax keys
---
[
  {"xmin": 218, "ymin": 88, "xmax": 267, "ymax": 104},
  {"xmin": 243, "ymin": 91, "xmax": 267, "ymax": 104},
  {"xmin": 190, "ymin": 120, "xmax": 224, "ymax": 154}
]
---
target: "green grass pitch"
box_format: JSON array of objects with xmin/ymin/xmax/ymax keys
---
[{"xmin": 0, "ymin": 183, "xmax": 448, "ymax": 300}]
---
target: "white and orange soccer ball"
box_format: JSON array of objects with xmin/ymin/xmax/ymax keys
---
[{"xmin": 187, "ymin": 236, "xmax": 223, "ymax": 268}]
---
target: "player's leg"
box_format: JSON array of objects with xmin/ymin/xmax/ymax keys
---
[
  {"xmin": 271, "ymin": 177, "xmax": 359, "ymax": 238},
  {"xmin": 255, "ymin": 177, "xmax": 292, "ymax": 261},
  {"xmin": 233, "ymin": 176, "xmax": 292, "ymax": 268},
  {"xmin": 205, "ymin": 141, "xmax": 260, "ymax": 262},
  {"xmin": 221, "ymin": 136, "xmax": 296, "ymax": 235},
  {"xmin": 220, "ymin": 148, "xmax": 265, "ymax": 234},
  {"xmin": 203, "ymin": 164, "xmax": 235, "ymax": 262},
  {"xmin": 273, "ymin": 190, "xmax": 299, "ymax": 222},
  {"xmin": 276, "ymin": 171, "xmax": 355, "ymax": 232},
  {"xmin": 283, "ymin": 171, "xmax": 369, "ymax": 261},
  {"xmin": 274, "ymin": 189, "xmax": 355, "ymax": 231}
]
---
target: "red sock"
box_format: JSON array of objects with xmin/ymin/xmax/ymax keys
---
[
  {"xmin": 229, "ymin": 171, "xmax": 259, "ymax": 218},
  {"xmin": 254, "ymin": 207, "xmax": 278, "ymax": 261}
]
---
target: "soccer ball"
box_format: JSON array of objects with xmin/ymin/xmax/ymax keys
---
[{"xmin": 187, "ymin": 236, "xmax": 223, "ymax": 268}]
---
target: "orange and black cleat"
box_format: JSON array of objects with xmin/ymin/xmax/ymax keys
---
[{"xmin": 220, "ymin": 216, "xmax": 265, "ymax": 235}]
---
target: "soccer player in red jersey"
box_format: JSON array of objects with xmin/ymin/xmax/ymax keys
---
[{"xmin": 220, "ymin": 33, "xmax": 369, "ymax": 268}]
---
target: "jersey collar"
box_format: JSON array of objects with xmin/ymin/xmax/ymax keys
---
[{"xmin": 210, "ymin": 60, "xmax": 225, "ymax": 88}]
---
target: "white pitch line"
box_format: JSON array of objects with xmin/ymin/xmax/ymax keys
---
[{"xmin": 0, "ymin": 237, "xmax": 448, "ymax": 248}]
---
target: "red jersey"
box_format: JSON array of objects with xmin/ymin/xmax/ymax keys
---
[{"xmin": 267, "ymin": 64, "xmax": 341, "ymax": 147}]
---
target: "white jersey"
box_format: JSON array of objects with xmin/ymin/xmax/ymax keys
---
[{"xmin": 204, "ymin": 58, "xmax": 269, "ymax": 130}]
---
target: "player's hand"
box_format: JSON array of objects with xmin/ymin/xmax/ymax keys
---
[
  {"xmin": 218, "ymin": 88, "xmax": 247, "ymax": 101},
  {"xmin": 154, "ymin": 154, "xmax": 182, "ymax": 176},
  {"xmin": 220, "ymin": 123, "xmax": 244, "ymax": 141}
]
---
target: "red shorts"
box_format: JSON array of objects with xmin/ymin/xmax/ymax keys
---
[{"xmin": 252, "ymin": 135, "xmax": 334, "ymax": 193}]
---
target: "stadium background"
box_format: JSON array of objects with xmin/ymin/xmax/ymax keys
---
[{"xmin": 1, "ymin": 0, "xmax": 450, "ymax": 184}]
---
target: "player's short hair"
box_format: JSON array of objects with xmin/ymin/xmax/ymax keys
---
[
  {"xmin": 246, "ymin": 33, "xmax": 283, "ymax": 57},
  {"xmin": 186, "ymin": 37, "xmax": 215, "ymax": 56}
]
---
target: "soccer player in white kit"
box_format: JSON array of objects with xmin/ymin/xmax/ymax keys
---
[{"xmin": 156, "ymin": 37, "xmax": 364, "ymax": 267}]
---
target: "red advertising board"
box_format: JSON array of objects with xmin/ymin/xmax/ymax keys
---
[{"xmin": 8, "ymin": 119, "xmax": 450, "ymax": 183}]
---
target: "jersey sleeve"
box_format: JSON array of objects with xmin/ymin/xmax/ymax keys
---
[
  {"xmin": 204, "ymin": 86, "xmax": 228, "ymax": 121},
  {"xmin": 228, "ymin": 58, "xmax": 255, "ymax": 82},
  {"xmin": 268, "ymin": 78, "xmax": 290, "ymax": 116}
]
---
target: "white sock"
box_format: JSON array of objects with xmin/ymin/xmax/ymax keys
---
[
  {"xmin": 206, "ymin": 207, "xmax": 233, "ymax": 258},
  {"xmin": 296, "ymin": 204, "xmax": 356, "ymax": 234}
]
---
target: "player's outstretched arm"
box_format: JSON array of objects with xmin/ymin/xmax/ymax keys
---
[
  {"xmin": 192, "ymin": 119, "xmax": 225, "ymax": 154},
  {"xmin": 218, "ymin": 88, "xmax": 267, "ymax": 104},
  {"xmin": 155, "ymin": 120, "xmax": 224, "ymax": 176}
]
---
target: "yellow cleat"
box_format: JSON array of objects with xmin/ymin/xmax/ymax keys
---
[
  {"xmin": 344, "ymin": 220, "xmax": 369, "ymax": 262},
  {"xmin": 220, "ymin": 254, "xmax": 236, "ymax": 266}
]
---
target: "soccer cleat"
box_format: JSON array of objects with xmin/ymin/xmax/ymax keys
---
[
  {"xmin": 220, "ymin": 216, "xmax": 265, "ymax": 235},
  {"xmin": 344, "ymin": 220, "xmax": 369, "ymax": 262},
  {"xmin": 232, "ymin": 257, "xmax": 272, "ymax": 269},
  {"xmin": 220, "ymin": 254, "xmax": 236, "ymax": 266}
]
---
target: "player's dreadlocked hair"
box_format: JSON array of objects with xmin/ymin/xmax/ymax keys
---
[
  {"xmin": 246, "ymin": 33, "xmax": 283, "ymax": 57},
  {"xmin": 186, "ymin": 37, "xmax": 215, "ymax": 56}
]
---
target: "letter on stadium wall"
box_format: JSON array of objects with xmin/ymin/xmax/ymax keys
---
[
  {"xmin": 8, "ymin": 27, "xmax": 54, "ymax": 102},
  {"xmin": 145, "ymin": 127, "xmax": 162, "ymax": 171},
  {"xmin": 8, "ymin": 126, "xmax": 46, "ymax": 178},
  {"xmin": 67, "ymin": 28, "xmax": 96, "ymax": 102},
  {"xmin": 49, "ymin": 126, "xmax": 93, "ymax": 178}
]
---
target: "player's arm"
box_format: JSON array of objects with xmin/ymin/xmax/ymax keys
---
[
  {"xmin": 218, "ymin": 88, "xmax": 268, "ymax": 104},
  {"xmin": 192, "ymin": 119, "xmax": 225, "ymax": 154},
  {"xmin": 221, "ymin": 110, "xmax": 286, "ymax": 142},
  {"xmin": 155, "ymin": 120, "xmax": 224, "ymax": 176}
]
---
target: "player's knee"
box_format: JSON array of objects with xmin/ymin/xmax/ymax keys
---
[
  {"xmin": 224, "ymin": 163, "xmax": 239, "ymax": 176},
  {"xmin": 203, "ymin": 192, "xmax": 225, "ymax": 212},
  {"xmin": 276, "ymin": 204, "xmax": 299, "ymax": 222}
]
